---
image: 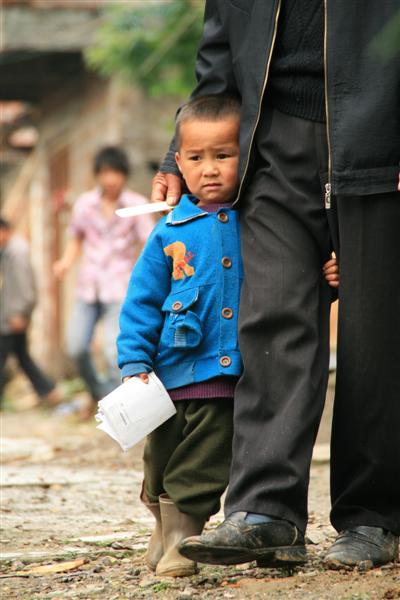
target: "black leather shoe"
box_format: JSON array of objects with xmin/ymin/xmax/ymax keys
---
[
  {"xmin": 325, "ymin": 526, "xmax": 399, "ymax": 569},
  {"xmin": 178, "ymin": 512, "xmax": 307, "ymax": 566}
]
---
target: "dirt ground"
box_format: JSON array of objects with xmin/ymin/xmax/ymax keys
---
[{"xmin": 1, "ymin": 378, "xmax": 399, "ymax": 600}]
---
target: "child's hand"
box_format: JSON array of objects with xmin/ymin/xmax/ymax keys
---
[
  {"xmin": 123, "ymin": 373, "xmax": 149, "ymax": 384},
  {"xmin": 323, "ymin": 255, "xmax": 339, "ymax": 288}
]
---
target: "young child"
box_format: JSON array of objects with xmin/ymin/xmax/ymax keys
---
[{"xmin": 117, "ymin": 95, "xmax": 339, "ymax": 578}]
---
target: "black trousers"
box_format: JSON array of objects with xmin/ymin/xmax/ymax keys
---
[
  {"xmin": 0, "ymin": 332, "xmax": 55, "ymax": 400},
  {"xmin": 225, "ymin": 106, "xmax": 333, "ymax": 533},
  {"xmin": 225, "ymin": 105, "xmax": 400, "ymax": 536},
  {"xmin": 330, "ymin": 193, "xmax": 400, "ymax": 535}
]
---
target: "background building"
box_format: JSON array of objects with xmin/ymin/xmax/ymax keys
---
[
  {"xmin": 1, "ymin": 0, "xmax": 338, "ymax": 378},
  {"xmin": 1, "ymin": 0, "xmax": 179, "ymax": 375}
]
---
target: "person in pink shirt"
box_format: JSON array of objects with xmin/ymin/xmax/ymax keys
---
[{"xmin": 54, "ymin": 147, "xmax": 154, "ymax": 412}]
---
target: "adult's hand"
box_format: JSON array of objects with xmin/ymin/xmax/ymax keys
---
[
  {"xmin": 151, "ymin": 172, "xmax": 182, "ymax": 206},
  {"xmin": 53, "ymin": 238, "xmax": 82, "ymax": 280},
  {"xmin": 53, "ymin": 259, "xmax": 69, "ymax": 280}
]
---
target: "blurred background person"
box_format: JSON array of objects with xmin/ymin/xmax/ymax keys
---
[
  {"xmin": 53, "ymin": 146, "xmax": 154, "ymax": 416},
  {"xmin": 0, "ymin": 217, "xmax": 59, "ymax": 407}
]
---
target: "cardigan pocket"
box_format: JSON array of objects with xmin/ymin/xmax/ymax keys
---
[{"xmin": 161, "ymin": 287, "xmax": 203, "ymax": 349}]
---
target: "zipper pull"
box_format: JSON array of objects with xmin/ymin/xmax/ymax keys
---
[{"xmin": 325, "ymin": 182, "xmax": 331, "ymax": 209}]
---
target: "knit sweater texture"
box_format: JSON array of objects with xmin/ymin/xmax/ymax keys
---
[{"xmin": 269, "ymin": 0, "xmax": 326, "ymax": 123}]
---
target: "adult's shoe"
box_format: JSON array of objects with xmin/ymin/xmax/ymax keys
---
[
  {"xmin": 178, "ymin": 511, "xmax": 307, "ymax": 567},
  {"xmin": 325, "ymin": 526, "xmax": 399, "ymax": 569}
]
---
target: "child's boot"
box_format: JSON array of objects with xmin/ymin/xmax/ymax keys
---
[
  {"xmin": 156, "ymin": 494, "xmax": 205, "ymax": 577},
  {"xmin": 141, "ymin": 489, "xmax": 163, "ymax": 571}
]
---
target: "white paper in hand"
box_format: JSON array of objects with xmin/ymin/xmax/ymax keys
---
[{"xmin": 95, "ymin": 373, "xmax": 176, "ymax": 451}]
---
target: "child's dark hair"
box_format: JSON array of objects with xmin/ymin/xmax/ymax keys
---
[
  {"xmin": 175, "ymin": 94, "xmax": 241, "ymax": 147},
  {"xmin": 93, "ymin": 146, "xmax": 130, "ymax": 176}
]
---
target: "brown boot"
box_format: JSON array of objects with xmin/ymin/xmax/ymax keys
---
[
  {"xmin": 141, "ymin": 488, "xmax": 163, "ymax": 571},
  {"xmin": 156, "ymin": 494, "xmax": 206, "ymax": 577}
]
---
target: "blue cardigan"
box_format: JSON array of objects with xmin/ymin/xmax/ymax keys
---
[{"xmin": 117, "ymin": 194, "xmax": 243, "ymax": 389}]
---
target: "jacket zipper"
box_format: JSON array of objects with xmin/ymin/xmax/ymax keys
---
[
  {"xmin": 234, "ymin": 0, "xmax": 282, "ymax": 205},
  {"xmin": 324, "ymin": 0, "xmax": 333, "ymax": 209}
]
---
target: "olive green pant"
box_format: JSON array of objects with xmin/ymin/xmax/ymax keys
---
[{"xmin": 143, "ymin": 398, "xmax": 234, "ymax": 519}]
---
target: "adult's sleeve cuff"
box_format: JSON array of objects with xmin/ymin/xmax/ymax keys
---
[
  {"xmin": 159, "ymin": 144, "xmax": 180, "ymax": 176},
  {"xmin": 159, "ymin": 157, "xmax": 180, "ymax": 177}
]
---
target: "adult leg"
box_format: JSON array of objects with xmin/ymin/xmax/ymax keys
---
[
  {"xmin": 179, "ymin": 108, "xmax": 333, "ymax": 567},
  {"xmin": 66, "ymin": 300, "xmax": 104, "ymax": 400},
  {"xmin": 100, "ymin": 301, "xmax": 121, "ymax": 394},
  {"xmin": 0, "ymin": 334, "xmax": 14, "ymax": 401},
  {"xmin": 326, "ymin": 192, "xmax": 400, "ymax": 567},
  {"xmin": 13, "ymin": 332, "xmax": 55, "ymax": 397},
  {"xmin": 225, "ymin": 107, "xmax": 332, "ymax": 533}
]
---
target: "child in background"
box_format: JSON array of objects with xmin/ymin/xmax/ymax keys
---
[{"xmin": 117, "ymin": 95, "xmax": 339, "ymax": 577}]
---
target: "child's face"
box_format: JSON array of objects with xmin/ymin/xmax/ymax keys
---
[{"xmin": 175, "ymin": 117, "xmax": 240, "ymax": 205}]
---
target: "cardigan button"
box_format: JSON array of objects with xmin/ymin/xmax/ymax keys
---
[
  {"xmin": 220, "ymin": 356, "xmax": 232, "ymax": 367},
  {"xmin": 222, "ymin": 307, "xmax": 233, "ymax": 319},
  {"xmin": 218, "ymin": 212, "xmax": 229, "ymax": 223},
  {"xmin": 172, "ymin": 301, "xmax": 183, "ymax": 311},
  {"xmin": 222, "ymin": 256, "xmax": 232, "ymax": 268}
]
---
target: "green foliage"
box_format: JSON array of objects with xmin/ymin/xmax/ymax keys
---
[{"xmin": 85, "ymin": 1, "xmax": 204, "ymax": 97}]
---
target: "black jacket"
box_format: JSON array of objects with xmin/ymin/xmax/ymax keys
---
[{"xmin": 161, "ymin": 0, "xmax": 400, "ymax": 199}]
